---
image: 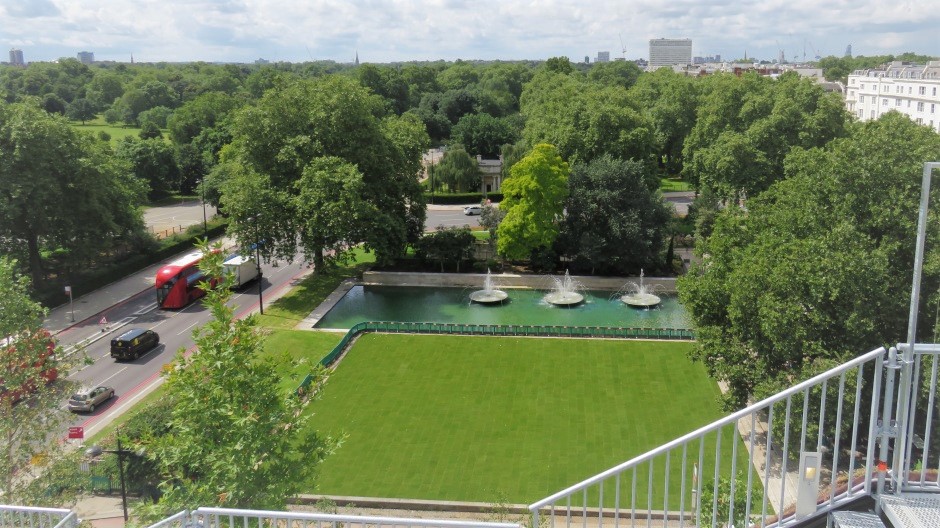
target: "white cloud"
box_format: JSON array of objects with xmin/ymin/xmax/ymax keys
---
[{"xmin": 2, "ymin": 0, "xmax": 937, "ymax": 63}]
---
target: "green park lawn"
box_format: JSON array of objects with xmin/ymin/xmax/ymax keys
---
[{"xmin": 293, "ymin": 333, "xmax": 734, "ymax": 505}]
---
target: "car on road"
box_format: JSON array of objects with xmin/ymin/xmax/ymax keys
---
[
  {"xmin": 111, "ymin": 328, "xmax": 160, "ymax": 360},
  {"xmin": 464, "ymin": 205, "xmax": 482, "ymax": 216},
  {"xmin": 68, "ymin": 386, "xmax": 115, "ymax": 413}
]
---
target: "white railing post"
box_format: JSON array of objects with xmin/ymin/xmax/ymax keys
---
[{"xmin": 895, "ymin": 162, "xmax": 940, "ymax": 493}]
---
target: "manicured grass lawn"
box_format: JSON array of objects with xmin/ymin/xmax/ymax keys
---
[{"xmin": 303, "ymin": 334, "xmax": 734, "ymax": 505}]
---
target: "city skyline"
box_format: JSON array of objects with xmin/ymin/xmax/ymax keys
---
[{"xmin": 0, "ymin": 0, "xmax": 937, "ymax": 64}]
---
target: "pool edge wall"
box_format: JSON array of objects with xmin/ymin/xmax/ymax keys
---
[{"xmin": 361, "ymin": 271, "xmax": 677, "ymax": 293}]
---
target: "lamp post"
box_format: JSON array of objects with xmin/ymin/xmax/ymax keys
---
[
  {"xmin": 197, "ymin": 179, "xmax": 207, "ymax": 237},
  {"xmin": 86, "ymin": 438, "xmax": 133, "ymax": 522},
  {"xmin": 247, "ymin": 215, "xmax": 264, "ymax": 314}
]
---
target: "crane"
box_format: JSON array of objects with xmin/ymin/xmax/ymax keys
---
[
  {"xmin": 808, "ymin": 41, "xmax": 821, "ymax": 60},
  {"xmin": 619, "ymin": 34, "xmax": 627, "ymax": 59}
]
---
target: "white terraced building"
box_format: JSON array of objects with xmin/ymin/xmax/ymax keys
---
[{"xmin": 845, "ymin": 61, "xmax": 940, "ymax": 133}]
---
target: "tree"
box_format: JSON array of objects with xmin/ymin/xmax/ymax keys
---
[
  {"xmin": 543, "ymin": 56, "xmax": 574, "ymax": 74},
  {"xmin": 139, "ymin": 121, "xmax": 163, "ymax": 139},
  {"xmin": 587, "ymin": 60, "xmax": 642, "ymax": 89},
  {"xmin": 435, "ymin": 147, "xmax": 480, "ymax": 193},
  {"xmin": 413, "ymin": 226, "xmax": 476, "ymax": 272},
  {"xmin": 521, "ymin": 72, "xmax": 653, "ymax": 165},
  {"xmin": 86, "ymin": 71, "xmax": 125, "ymax": 110},
  {"xmin": 0, "ymin": 257, "xmax": 83, "ymax": 503},
  {"xmin": 138, "ymin": 242, "xmax": 334, "ymax": 521},
  {"xmin": 294, "ymin": 157, "xmax": 376, "ymax": 271},
  {"xmin": 223, "ymin": 76, "xmax": 428, "ymax": 267},
  {"xmin": 0, "ymin": 101, "xmax": 148, "ymax": 284},
  {"xmin": 42, "ymin": 93, "xmax": 67, "ymax": 115},
  {"xmin": 115, "ymin": 137, "xmax": 182, "ymax": 198},
  {"xmin": 167, "ymin": 92, "xmax": 242, "ymax": 145},
  {"xmin": 560, "ymin": 156, "xmax": 673, "ymax": 275},
  {"xmin": 630, "ymin": 68, "xmax": 699, "ymax": 175},
  {"xmin": 496, "ymin": 144, "xmax": 570, "ymax": 260},
  {"xmin": 677, "ymin": 113, "xmax": 940, "ymax": 409},
  {"xmin": 683, "ymin": 72, "xmax": 848, "ymax": 200},
  {"xmin": 450, "ymin": 113, "xmax": 518, "ymax": 158},
  {"xmin": 65, "ymin": 97, "xmax": 96, "ymax": 124},
  {"xmin": 138, "ymin": 105, "xmax": 174, "ymax": 129}
]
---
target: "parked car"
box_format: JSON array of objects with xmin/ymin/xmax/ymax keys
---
[
  {"xmin": 110, "ymin": 328, "xmax": 160, "ymax": 360},
  {"xmin": 67, "ymin": 386, "xmax": 115, "ymax": 413},
  {"xmin": 464, "ymin": 205, "xmax": 482, "ymax": 216}
]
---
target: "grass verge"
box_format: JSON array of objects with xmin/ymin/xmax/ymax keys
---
[{"xmin": 256, "ymin": 248, "xmax": 376, "ymax": 330}]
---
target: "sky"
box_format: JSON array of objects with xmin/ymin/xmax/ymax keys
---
[{"xmin": 1, "ymin": 0, "xmax": 938, "ymax": 64}]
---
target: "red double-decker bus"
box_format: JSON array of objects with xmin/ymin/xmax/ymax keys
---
[{"xmin": 155, "ymin": 251, "xmax": 215, "ymax": 309}]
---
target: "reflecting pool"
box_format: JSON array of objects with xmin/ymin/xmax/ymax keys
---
[{"xmin": 315, "ymin": 285, "xmax": 690, "ymax": 329}]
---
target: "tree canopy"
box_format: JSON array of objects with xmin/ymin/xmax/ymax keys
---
[
  {"xmin": 0, "ymin": 101, "xmax": 148, "ymax": 284},
  {"xmin": 497, "ymin": 143, "xmax": 570, "ymax": 260},
  {"xmin": 678, "ymin": 112, "xmax": 940, "ymax": 409},
  {"xmin": 0, "ymin": 257, "xmax": 82, "ymax": 503},
  {"xmin": 139, "ymin": 242, "xmax": 333, "ymax": 519},
  {"xmin": 560, "ymin": 156, "xmax": 673, "ymax": 275},
  {"xmin": 221, "ymin": 76, "xmax": 428, "ymax": 267}
]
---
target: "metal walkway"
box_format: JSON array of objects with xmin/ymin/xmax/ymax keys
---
[{"xmin": 881, "ymin": 493, "xmax": 940, "ymax": 528}]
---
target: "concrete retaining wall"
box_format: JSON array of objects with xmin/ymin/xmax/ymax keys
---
[{"xmin": 361, "ymin": 271, "xmax": 677, "ymax": 293}]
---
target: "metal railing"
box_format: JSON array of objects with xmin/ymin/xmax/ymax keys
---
[
  {"xmin": 895, "ymin": 342, "xmax": 940, "ymax": 493},
  {"xmin": 528, "ymin": 346, "xmax": 892, "ymax": 528},
  {"xmin": 0, "ymin": 505, "xmax": 80, "ymax": 528},
  {"xmin": 145, "ymin": 507, "xmax": 523, "ymax": 528},
  {"xmin": 317, "ymin": 321, "xmax": 695, "ymax": 368}
]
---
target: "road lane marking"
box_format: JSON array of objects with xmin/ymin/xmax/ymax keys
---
[
  {"xmin": 133, "ymin": 302, "xmax": 158, "ymax": 315},
  {"xmin": 177, "ymin": 321, "xmax": 199, "ymax": 336},
  {"xmin": 96, "ymin": 366, "xmax": 127, "ymax": 386}
]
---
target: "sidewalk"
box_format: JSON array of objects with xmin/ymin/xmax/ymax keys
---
[
  {"xmin": 72, "ymin": 495, "xmax": 128, "ymax": 528},
  {"xmin": 46, "ymin": 261, "xmax": 165, "ymax": 336}
]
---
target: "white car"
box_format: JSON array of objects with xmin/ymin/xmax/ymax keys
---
[{"xmin": 464, "ymin": 205, "xmax": 482, "ymax": 216}]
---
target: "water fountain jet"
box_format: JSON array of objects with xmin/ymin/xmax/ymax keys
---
[
  {"xmin": 544, "ymin": 270, "xmax": 584, "ymax": 306},
  {"xmin": 469, "ymin": 269, "xmax": 509, "ymax": 304},
  {"xmin": 620, "ymin": 269, "xmax": 662, "ymax": 308}
]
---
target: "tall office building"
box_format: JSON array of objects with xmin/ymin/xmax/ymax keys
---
[
  {"xmin": 77, "ymin": 51, "xmax": 94, "ymax": 64},
  {"xmin": 9, "ymin": 48, "xmax": 24, "ymax": 65},
  {"xmin": 648, "ymin": 38, "xmax": 692, "ymax": 70},
  {"xmin": 595, "ymin": 51, "xmax": 610, "ymax": 63}
]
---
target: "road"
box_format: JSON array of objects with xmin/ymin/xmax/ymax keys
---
[
  {"xmin": 55, "ymin": 257, "xmax": 310, "ymax": 438},
  {"xmin": 423, "ymin": 192, "xmax": 693, "ymax": 231},
  {"xmin": 143, "ymin": 201, "xmax": 218, "ymax": 238},
  {"xmin": 425, "ymin": 206, "xmax": 481, "ymax": 230}
]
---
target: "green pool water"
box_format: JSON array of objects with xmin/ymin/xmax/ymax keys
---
[{"xmin": 314, "ymin": 285, "xmax": 690, "ymax": 329}]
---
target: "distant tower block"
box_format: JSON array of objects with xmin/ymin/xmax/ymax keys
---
[
  {"xmin": 648, "ymin": 38, "xmax": 692, "ymax": 70},
  {"xmin": 77, "ymin": 51, "xmax": 94, "ymax": 64},
  {"xmin": 845, "ymin": 44, "xmax": 852, "ymax": 57},
  {"xmin": 9, "ymin": 48, "xmax": 24, "ymax": 66}
]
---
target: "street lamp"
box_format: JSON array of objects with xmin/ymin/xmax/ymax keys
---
[
  {"xmin": 197, "ymin": 179, "xmax": 207, "ymax": 237},
  {"xmin": 246, "ymin": 215, "xmax": 264, "ymax": 315},
  {"xmin": 86, "ymin": 437, "xmax": 139, "ymax": 522}
]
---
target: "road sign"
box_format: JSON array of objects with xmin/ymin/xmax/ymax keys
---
[
  {"xmin": 68, "ymin": 426, "xmax": 84, "ymax": 440},
  {"xmin": 99, "ymin": 316, "xmax": 108, "ymax": 325},
  {"xmin": 64, "ymin": 285, "xmax": 71, "ymax": 294}
]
